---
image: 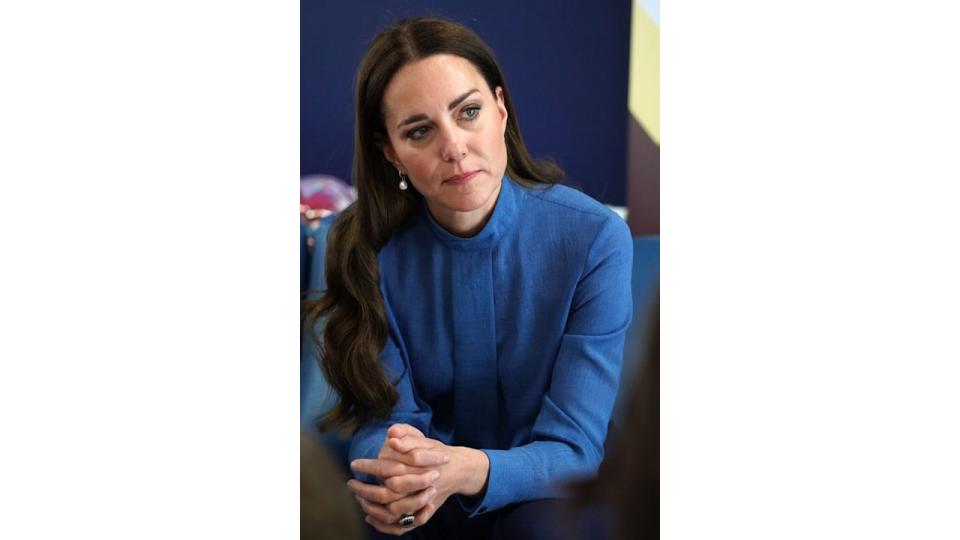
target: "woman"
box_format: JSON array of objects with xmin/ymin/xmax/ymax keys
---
[{"xmin": 303, "ymin": 17, "xmax": 633, "ymax": 538}]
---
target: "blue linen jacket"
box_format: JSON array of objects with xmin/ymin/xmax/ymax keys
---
[{"xmin": 349, "ymin": 177, "xmax": 633, "ymax": 516}]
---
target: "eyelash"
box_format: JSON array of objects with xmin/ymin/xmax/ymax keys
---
[{"xmin": 404, "ymin": 105, "xmax": 482, "ymax": 141}]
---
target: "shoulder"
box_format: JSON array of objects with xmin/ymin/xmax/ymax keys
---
[
  {"xmin": 518, "ymin": 182, "xmax": 631, "ymax": 246},
  {"xmin": 523, "ymin": 183, "xmax": 614, "ymax": 220}
]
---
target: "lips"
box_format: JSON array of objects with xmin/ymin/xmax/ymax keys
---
[{"xmin": 443, "ymin": 171, "xmax": 479, "ymax": 185}]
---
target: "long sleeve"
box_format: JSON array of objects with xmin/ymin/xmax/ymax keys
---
[
  {"xmin": 348, "ymin": 281, "xmax": 434, "ymax": 485},
  {"xmin": 463, "ymin": 213, "xmax": 634, "ymax": 515}
]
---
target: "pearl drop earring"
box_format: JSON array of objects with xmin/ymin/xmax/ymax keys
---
[{"xmin": 398, "ymin": 170, "xmax": 409, "ymax": 191}]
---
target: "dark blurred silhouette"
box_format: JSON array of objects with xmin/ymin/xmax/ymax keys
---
[
  {"xmin": 568, "ymin": 294, "xmax": 659, "ymax": 540},
  {"xmin": 301, "ymin": 433, "xmax": 363, "ymax": 540}
]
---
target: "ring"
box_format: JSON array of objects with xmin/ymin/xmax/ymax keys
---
[{"xmin": 398, "ymin": 514, "xmax": 415, "ymax": 527}]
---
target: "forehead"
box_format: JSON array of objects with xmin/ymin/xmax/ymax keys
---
[{"xmin": 382, "ymin": 54, "xmax": 488, "ymax": 118}]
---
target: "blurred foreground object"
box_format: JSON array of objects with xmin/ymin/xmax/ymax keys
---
[
  {"xmin": 569, "ymin": 295, "xmax": 659, "ymax": 540},
  {"xmin": 301, "ymin": 433, "xmax": 363, "ymax": 540}
]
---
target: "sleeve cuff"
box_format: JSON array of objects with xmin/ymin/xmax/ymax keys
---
[
  {"xmin": 347, "ymin": 424, "xmax": 388, "ymax": 484},
  {"xmin": 456, "ymin": 448, "xmax": 527, "ymax": 517}
]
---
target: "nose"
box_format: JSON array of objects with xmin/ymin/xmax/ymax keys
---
[{"xmin": 439, "ymin": 128, "xmax": 467, "ymax": 163}]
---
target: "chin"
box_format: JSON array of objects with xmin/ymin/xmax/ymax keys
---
[
  {"xmin": 458, "ymin": 186, "xmax": 500, "ymax": 209},
  {"xmin": 441, "ymin": 196, "xmax": 491, "ymax": 214}
]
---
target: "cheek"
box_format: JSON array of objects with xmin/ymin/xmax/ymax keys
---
[
  {"xmin": 476, "ymin": 127, "xmax": 503, "ymax": 157},
  {"xmin": 399, "ymin": 152, "xmax": 438, "ymax": 182},
  {"xmin": 488, "ymin": 131, "xmax": 507, "ymax": 163},
  {"xmin": 394, "ymin": 144, "xmax": 421, "ymax": 165}
]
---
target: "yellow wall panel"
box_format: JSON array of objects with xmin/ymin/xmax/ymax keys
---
[{"xmin": 628, "ymin": 4, "xmax": 660, "ymax": 145}]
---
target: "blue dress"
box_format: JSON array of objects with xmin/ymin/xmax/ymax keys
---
[{"xmin": 350, "ymin": 176, "xmax": 633, "ymax": 517}]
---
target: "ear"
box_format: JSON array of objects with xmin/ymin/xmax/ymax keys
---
[
  {"xmin": 495, "ymin": 86, "xmax": 508, "ymax": 134},
  {"xmin": 378, "ymin": 140, "xmax": 402, "ymax": 172}
]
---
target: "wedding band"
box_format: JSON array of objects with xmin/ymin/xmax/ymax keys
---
[{"xmin": 398, "ymin": 514, "xmax": 415, "ymax": 527}]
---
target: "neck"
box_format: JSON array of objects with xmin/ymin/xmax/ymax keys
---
[
  {"xmin": 427, "ymin": 181, "xmax": 503, "ymax": 237},
  {"xmin": 439, "ymin": 210, "xmax": 493, "ymax": 237}
]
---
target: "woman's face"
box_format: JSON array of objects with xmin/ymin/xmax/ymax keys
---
[{"xmin": 380, "ymin": 54, "xmax": 509, "ymax": 235}]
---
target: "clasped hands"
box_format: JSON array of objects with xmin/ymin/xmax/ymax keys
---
[{"xmin": 347, "ymin": 424, "xmax": 489, "ymax": 535}]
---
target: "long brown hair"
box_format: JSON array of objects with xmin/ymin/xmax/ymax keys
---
[{"xmin": 302, "ymin": 17, "xmax": 564, "ymax": 433}]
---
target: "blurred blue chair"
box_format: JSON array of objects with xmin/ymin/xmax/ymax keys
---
[
  {"xmin": 613, "ymin": 235, "xmax": 659, "ymax": 424},
  {"xmin": 300, "ymin": 216, "xmax": 352, "ymax": 467}
]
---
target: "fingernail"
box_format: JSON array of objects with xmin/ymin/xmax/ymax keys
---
[
  {"xmin": 350, "ymin": 460, "xmax": 358, "ymax": 469},
  {"xmin": 430, "ymin": 470, "xmax": 440, "ymax": 481}
]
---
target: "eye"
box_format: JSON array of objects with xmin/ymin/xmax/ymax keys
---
[
  {"xmin": 405, "ymin": 125, "xmax": 431, "ymax": 141},
  {"xmin": 460, "ymin": 105, "xmax": 481, "ymax": 121}
]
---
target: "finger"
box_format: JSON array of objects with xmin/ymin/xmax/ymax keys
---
[
  {"xmin": 388, "ymin": 436, "xmax": 450, "ymax": 458},
  {"xmin": 378, "ymin": 444, "xmax": 434, "ymax": 468},
  {"xmin": 388, "ymin": 436, "xmax": 425, "ymax": 454},
  {"xmin": 363, "ymin": 499, "xmax": 437, "ymax": 536},
  {"xmin": 417, "ymin": 502, "xmax": 438, "ymax": 527},
  {"xmin": 377, "ymin": 445, "xmax": 406, "ymax": 462},
  {"xmin": 405, "ymin": 447, "xmax": 450, "ymax": 467},
  {"xmin": 398, "ymin": 500, "xmax": 438, "ymax": 530},
  {"xmin": 382, "ymin": 445, "xmax": 449, "ymax": 468},
  {"xmin": 384, "ymin": 469, "xmax": 440, "ymax": 493},
  {"xmin": 364, "ymin": 510, "xmax": 421, "ymax": 536},
  {"xmin": 363, "ymin": 514, "xmax": 407, "ymax": 536},
  {"xmin": 346, "ymin": 479, "xmax": 405, "ymax": 505},
  {"xmin": 387, "ymin": 423, "xmax": 425, "ymax": 439},
  {"xmin": 354, "ymin": 457, "xmax": 428, "ymax": 478},
  {"xmin": 356, "ymin": 496, "xmax": 402, "ymax": 525},
  {"xmin": 350, "ymin": 458, "xmax": 397, "ymax": 479},
  {"xmin": 386, "ymin": 486, "xmax": 437, "ymax": 517}
]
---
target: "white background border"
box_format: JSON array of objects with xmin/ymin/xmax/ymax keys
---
[{"xmin": 1, "ymin": 1, "xmax": 958, "ymax": 537}]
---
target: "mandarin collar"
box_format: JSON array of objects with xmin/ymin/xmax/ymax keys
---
[{"xmin": 421, "ymin": 176, "xmax": 521, "ymax": 251}]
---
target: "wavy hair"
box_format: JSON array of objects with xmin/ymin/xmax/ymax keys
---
[{"xmin": 302, "ymin": 17, "xmax": 565, "ymax": 433}]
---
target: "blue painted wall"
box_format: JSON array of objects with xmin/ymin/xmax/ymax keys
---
[{"xmin": 301, "ymin": 0, "xmax": 631, "ymax": 206}]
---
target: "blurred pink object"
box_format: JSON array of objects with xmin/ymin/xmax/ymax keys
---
[{"xmin": 300, "ymin": 174, "xmax": 356, "ymax": 223}]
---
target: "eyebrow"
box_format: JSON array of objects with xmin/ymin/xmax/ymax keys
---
[{"xmin": 395, "ymin": 89, "xmax": 480, "ymax": 129}]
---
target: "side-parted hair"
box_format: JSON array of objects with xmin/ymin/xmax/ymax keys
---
[{"xmin": 302, "ymin": 17, "xmax": 564, "ymax": 433}]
